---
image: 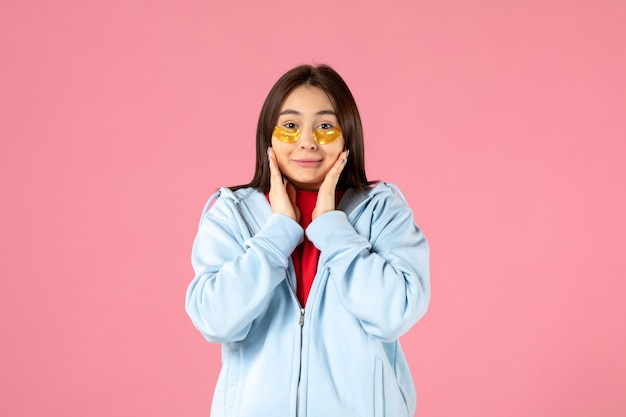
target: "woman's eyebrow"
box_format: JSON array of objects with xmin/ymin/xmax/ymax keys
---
[
  {"xmin": 278, "ymin": 109, "xmax": 336, "ymax": 116},
  {"xmin": 279, "ymin": 109, "xmax": 301, "ymax": 116}
]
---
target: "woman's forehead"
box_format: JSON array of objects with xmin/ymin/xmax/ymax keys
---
[{"xmin": 280, "ymin": 85, "xmax": 335, "ymax": 114}]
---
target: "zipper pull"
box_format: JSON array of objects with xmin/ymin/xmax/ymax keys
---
[{"xmin": 299, "ymin": 308, "xmax": 305, "ymax": 326}]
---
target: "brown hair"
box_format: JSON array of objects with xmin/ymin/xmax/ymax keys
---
[{"xmin": 231, "ymin": 64, "xmax": 372, "ymax": 192}]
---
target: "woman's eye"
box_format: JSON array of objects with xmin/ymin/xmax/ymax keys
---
[
  {"xmin": 318, "ymin": 123, "xmax": 333, "ymax": 130},
  {"xmin": 283, "ymin": 122, "xmax": 297, "ymax": 129}
]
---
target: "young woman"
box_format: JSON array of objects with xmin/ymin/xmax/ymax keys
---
[{"xmin": 186, "ymin": 64, "xmax": 430, "ymax": 417}]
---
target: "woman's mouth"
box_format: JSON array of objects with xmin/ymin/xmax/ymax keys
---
[{"xmin": 293, "ymin": 159, "xmax": 322, "ymax": 167}]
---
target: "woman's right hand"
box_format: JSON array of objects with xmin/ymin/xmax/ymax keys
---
[{"xmin": 267, "ymin": 147, "xmax": 300, "ymax": 222}]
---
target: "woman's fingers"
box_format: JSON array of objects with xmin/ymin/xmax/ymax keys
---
[
  {"xmin": 325, "ymin": 149, "xmax": 350, "ymax": 189},
  {"xmin": 268, "ymin": 147, "xmax": 284, "ymax": 188},
  {"xmin": 312, "ymin": 150, "xmax": 349, "ymax": 220},
  {"xmin": 268, "ymin": 147, "xmax": 298, "ymax": 221},
  {"xmin": 286, "ymin": 181, "xmax": 301, "ymax": 222}
]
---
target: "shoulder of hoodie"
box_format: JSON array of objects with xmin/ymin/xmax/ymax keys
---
[
  {"xmin": 209, "ymin": 182, "xmax": 407, "ymax": 205},
  {"xmin": 359, "ymin": 182, "xmax": 415, "ymax": 220},
  {"xmin": 197, "ymin": 187, "xmax": 264, "ymax": 221},
  {"xmin": 348, "ymin": 182, "xmax": 412, "ymax": 209},
  {"xmin": 198, "ymin": 182, "xmax": 410, "ymax": 220}
]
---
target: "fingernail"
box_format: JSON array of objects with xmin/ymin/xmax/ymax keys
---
[
  {"xmin": 346, "ymin": 149, "xmax": 350, "ymax": 159},
  {"xmin": 267, "ymin": 147, "xmax": 271, "ymax": 157}
]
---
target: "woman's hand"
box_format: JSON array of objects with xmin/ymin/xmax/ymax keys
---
[
  {"xmin": 268, "ymin": 147, "xmax": 300, "ymax": 222},
  {"xmin": 312, "ymin": 150, "xmax": 349, "ymax": 220}
]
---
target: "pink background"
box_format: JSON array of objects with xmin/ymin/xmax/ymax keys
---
[{"xmin": 1, "ymin": 1, "xmax": 625, "ymax": 416}]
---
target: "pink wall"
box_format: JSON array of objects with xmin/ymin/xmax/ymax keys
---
[{"xmin": 1, "ymin": 1, "xmax": 625, "ymax": 416}]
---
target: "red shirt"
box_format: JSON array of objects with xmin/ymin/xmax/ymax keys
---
[
  {"xmin": 291, "ymin": 189, "xmax": 320, "ymax": 306},
  {"xmin": 266, "ymin": 189, "xmax": 344, "ymax": 306}
]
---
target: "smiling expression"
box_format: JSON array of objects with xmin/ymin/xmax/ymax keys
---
[{"xmin": 271, "ymin": 85, "xmax": 345, "ymax": 191}]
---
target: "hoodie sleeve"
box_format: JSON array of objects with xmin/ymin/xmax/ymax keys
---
[
  {"xmin": 185, "ymin": 192, "xmax": 304, "ymax": 343},
  {"xmin": 305, "ymin": 185, "xmax": 430, "ymax": 342}
]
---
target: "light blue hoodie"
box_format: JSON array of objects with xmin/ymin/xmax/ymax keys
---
[{"xmin": 186, "ymin": 182, "xmax": 430, "ymax": 417}]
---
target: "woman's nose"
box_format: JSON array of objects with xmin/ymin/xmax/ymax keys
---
[{"xmin": 298, "ymin": 129, "xmax": 317, "ymax": 150}]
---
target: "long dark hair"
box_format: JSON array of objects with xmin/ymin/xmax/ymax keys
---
[{"xmin": 231, "ymin": 64, "xmax": 371, "ymax": 192}]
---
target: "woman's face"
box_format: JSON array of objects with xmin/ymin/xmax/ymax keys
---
[{"xmin": 271, "ymin": 85, "xmax": 345, "ymax": 191}]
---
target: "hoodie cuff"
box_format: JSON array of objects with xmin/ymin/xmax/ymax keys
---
[
  {"xmin": 306, "ymin": 211, "xmax": 369, "ymax": 252},
  {"xmin": 254, "ymin": 213, "xmax": 304, "ymax": 257}
]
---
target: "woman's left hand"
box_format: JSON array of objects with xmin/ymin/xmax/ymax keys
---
[{"xmin": 312, "ymin": 150, "xmax": 349, "ymax": 220}]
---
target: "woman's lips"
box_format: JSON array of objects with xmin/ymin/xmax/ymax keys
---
[{"xmin": 293, "ymin": 159, "xmax": 322, "ymax": 167}]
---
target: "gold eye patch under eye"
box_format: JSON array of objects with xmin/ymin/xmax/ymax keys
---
[
  {"xmin": 272, "ymin": 126, "xmax": 343, "ymax": 145},
  {"xmin": 313, "ymin": 126, "xmax": 343, "ymax": 145},
  {"xmin": 273, "ymin": 126, "xmax": 301, "ymax": 143}
]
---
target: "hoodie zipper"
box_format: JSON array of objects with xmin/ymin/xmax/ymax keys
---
[
  {"xmin": 236, "ymin": 198, "xmax": 305, "ymax": 415},
  {"xmin": 296, "ymin": 307, "xmax": 305, "ymax": 417},
  {"xmin": 232, "ymin": 189, "xmax": 372, "ymax": 416}
]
